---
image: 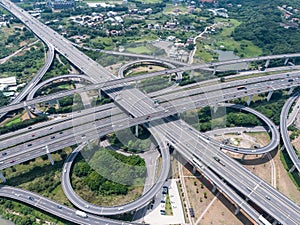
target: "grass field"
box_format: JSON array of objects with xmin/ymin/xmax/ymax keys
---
[
  {"xmin": 195, "ymin": 18, "xmax": 262, "ymax": 62},
  {"xmin": 4, "ymin": 115, "xmax": 22, "ymax": 127},
  {"xmin": 214, "ymin": 18, "xmax": 262, "ymax": 58},
  {"xmin": 165, "ymin": 193, "xmax": 173, "ymax": 215},
  {"xmin": 0, "ymin": 147, "xmax": 79, "ymax": 224},
  {"xmin": 135, "ymin": 0, "xmax": 162, "ymax": 3},
  {"xmin": 126, "ymin": 46, "xmax": 153, "ymax": 54},
  {"xmin": 164, "ymin": 4, "xmax": 188, "ymax": 14}
]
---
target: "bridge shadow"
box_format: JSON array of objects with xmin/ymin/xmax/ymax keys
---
[
  {"xmin": 173, "ymin": 152, "xmax": 255, "ymax": 225},
  {"xmin": 2, "ymin": 150, "xmax": 70, "ymax": 187},
  {"xmin": 227, "ymin": 147, "xmax": 279, "ymax": 166},
  {"xmin": 187, "ymin": 164, "xmax": 254, "ymax": 225}
]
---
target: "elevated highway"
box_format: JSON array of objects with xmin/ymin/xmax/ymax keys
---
[
  {"xmin": 61, "ymin": 127, "xmax": 170, "ymax": 216},
  {"xmin": 61, "ymin": 140, "xmax": 264, "ymax": 224},
  {"xmin": 26, "ymin": 74, "xmax": 95, "ymax": 101},
  {"xmin": 198, "ymin": 103, "xmax": 279, "ymax": 155},
  {"xmin": 1, "ymin": 71, "xmax": 294, "ymax": 155},
  {"xmin": 0, "ymin": 43, "xmax": 54, "ymax": 119},
  {"xmin": 280, "ymin": 93, "xmax": 300, "ymax": 172},
  {"xmin": 0, "ymin": 185, "xmax": 137, "ymax": 225},
  {"xmin": 0, "ymin": 67, "xmax": 299, "ymax": 115},
  {"xmin": 118, "ymin": 59, "xmax": 182, "ymax": 81},
  {"xmin": 162, "ymin": 119, "xmax": 300, "ymax": 225},
  {"xmin": 1, "ymin": 1, "xmax": 300, "ymax": 224}
]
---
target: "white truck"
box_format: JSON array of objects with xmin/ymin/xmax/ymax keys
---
[{"xmin": 75, "ymin": 210, "xmax": 88, "ymax": 218}]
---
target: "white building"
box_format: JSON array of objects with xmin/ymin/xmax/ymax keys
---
[{"xmin": 0, "ymin": 77, "xmax": 16, "ymax": 86}]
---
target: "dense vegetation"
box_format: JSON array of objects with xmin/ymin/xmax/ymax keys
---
[
  {"xmin": 0, "ymin": 44, "xmax": 44, "ymax": 83},
  {"xmin": 186, "ymin": 106, "xmax": 262, "ymax": 132},
  {"xmin": 0, "ymin": 115, "xmax": 47, "ymax": 134},
  {"xmin": 46, "ymin": 94, "xmax": 83, "ymax": 114},
  {"xmin": 179, "ymin": 71, "xmax": 196, "ymax": 86},
  {"xmin": 217, "ymin": 0, "xmax": 300, "ymax": 55},
  {"xmin": 1, "ymin": 147, "xmax": 75, "ymax": 225},
  {"xmin": 109, "ymin": 126, "xmax": 152, "ymax": 153},
  {"xmin": 234, "ymin": 91, "xmax": 288, "ymax": 125},
  {"xmin": 42, "ymin": 57, "xmax": 71, "ymax": 81},
  {"xmin": 0, "ymin": 91, "xmax": 9, "ymax": 107},
  {"xmin": 73, "ymin": 146, "xmax": 146, "ymax": 195},
  {"xmin": 183, "ymin": 90, "xmax": 290, "ymax": 131},
  {"xmin": 0, "ymin": 198, "xmax": 74, "ymax": 225}
]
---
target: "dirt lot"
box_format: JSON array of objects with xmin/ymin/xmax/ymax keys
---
[
  {"xmin": 274, "ymin": 149, "xmax": 300, "ymax": 204},
  {"xmin": 125, "ymin": 65, "xmax": 166, "ymax": 77},
  {"xmin": 214, "ymin": 132, "xmax": 270, "ymax": 149},
  {"xmin": 181, "ymin": 163, "xmax": 253, "ymax": 225},
  {"xmin": 178, "ymin": 131, "xmax": 300, "ymax": 225}
]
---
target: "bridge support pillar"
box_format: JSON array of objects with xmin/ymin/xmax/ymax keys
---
[
  {"xmin": 267, "ymin": 91, "xmax": 274, "ymax": 102},
  {"xmin": 265, "ymin": 59, "xmax": 270, "ymax": 68},
  {"xmin": 288, "ymin": 87, "xmax": 295, "ymax": 95},
  {"xmin": 284, "ymin": 58, "xmax": 289, "ymax": 65},
  {"xmin": 98, "ymin": 89, "xmax": 102, "ymax": 101},
  {"xmin": 234, "ymin": 206, "xmax": 240, "ymax": 215},
  {"xmin": 24, "ymin": 106, "xmax": 32, "ymax": 119},
  {"xmin": 56, "ymin": 99, "xmax": 60, "ymax": 108},
  {"xmin": 189, "ymin": 70, "xmax": 194, "ymax": 79},
  {"xmin": 213, "ymin": 104, "xmax": 218, "ymax": 113},
  {"xmin": 23, "ymin": 102, "xmax": 32, "ymax": 119},
  {"xmin": 135, "ymin": 125, "xmax": 139, "ymax": 137},
  {"xmin": 192, "ymin": 166, "xmax": 196, "ymax": 174},
  {"xmin": 87, "ymin": 140, "xmax": 91, "ymax": 149},
  {"xmin": 289, "ymin": 164, "xmax": 296, "ymax": 173},
  {"xmin": 245, "ymin": 197, "xmax": 249, "ymax": 202},
  {"xmin": 98, "ymin": 137, "xmax": 102, "ymax": 146},
  {"xmin": 261, "ymin": 153, "xmax": 267, "ymax": 159},
  {"xmin": 245, "ymin": 62, "xmax": 250, "ymax": 70},
  {"xmin": 45, "ymin": 146, "xmax": 54, "ymax": 165},
  {"xmin": 169, "ymin": 74, "xmax": 172, "ymax": 83},
  {"xmin": 213, "ymin": 66, "xmax": 217, "ymax": 76},
  {"xmin": 135, "ymin": 80, "xmax": 138, "ymax": 88},
  {"xmin": 212, "ymin": 184, "xmax": 217, "ymax": 193},
  {"xmin": 272, "ymin": 220, "xmax": 278, "ymax": 225},
  {"xmin": 241, "ymin": 154, "xmax": 246, "ymax": 161},
  {"xmin": 288, "ymin": 61, "xmax": 295, "ymax": 66},
  {"xmin": 0, "ymin": 173, "xmax": 6, "ymax": 183},
  {"xmin": 247, "ymin": 95, "xmax": 253, "ymax": 106},
  {"xmin": 280, "ymin": 145, "xmax": 285, "ymax": 151}
]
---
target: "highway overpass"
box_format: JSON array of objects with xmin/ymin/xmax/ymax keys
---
[{"xmin": 1, "ymin": 1, "xmax": 300, "ymax": 224}]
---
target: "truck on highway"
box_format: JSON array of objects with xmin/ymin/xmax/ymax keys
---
[
  {"xmin": 258, "ymin": 215, "xmax": 272, "ymax": 225},
  {"xmin": 236, "ymin": 86, "xmax": 247, "ymax": 90},
  {"xmin": 213, "ymin": 156, "xmax": 225, "ymax": 166},
  {"xmin": 75, "ymin": 210, "xmax": 88, "ymax": 218}
]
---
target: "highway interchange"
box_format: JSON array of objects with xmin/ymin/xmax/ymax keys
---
[
  {"xmin": 280, "ymin": 92, "xmax": 300, "ymax": 172},
  {"xmin": 0, "ymin": 0, "xmax": 300, "ymax": 224}
]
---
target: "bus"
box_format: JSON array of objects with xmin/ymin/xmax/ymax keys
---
[{"xmin": 75, "ymin": 210, "xmax": 87, "ymax": 218}]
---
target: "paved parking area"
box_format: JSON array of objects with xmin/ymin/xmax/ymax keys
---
[{"xmin": 144, "ymin": 179, "xmax": 185, "ymax": 225}]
